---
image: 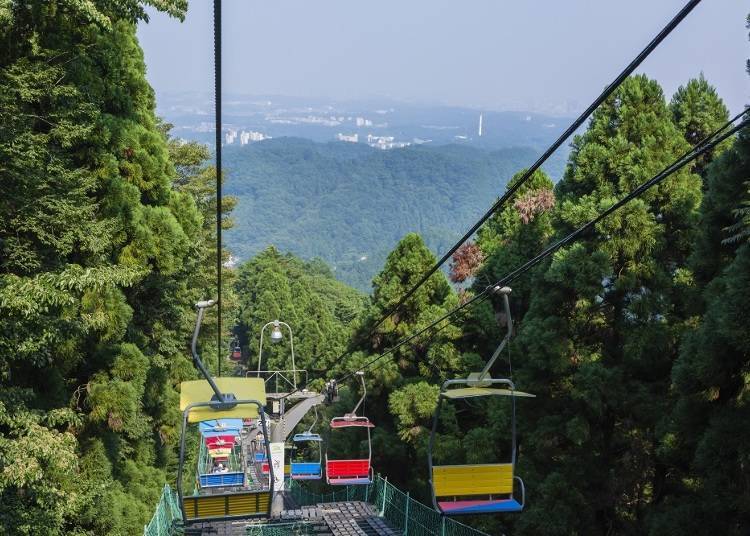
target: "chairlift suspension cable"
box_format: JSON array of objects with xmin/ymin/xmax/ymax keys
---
[
  {"xmin": 214, "ymin": 0, "xmax": 223, "ymax": 376},
  {"xmin": 308, "ymin": 0, "xmax": 704, "ymax": 386}
]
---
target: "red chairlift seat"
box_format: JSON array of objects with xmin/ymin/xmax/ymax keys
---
[{"xmin": 326, "ymin": 459, "xmax": 373, "ymax": 485}]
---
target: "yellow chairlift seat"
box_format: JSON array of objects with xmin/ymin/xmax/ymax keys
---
[
  {"xmin": 180, "ymin": 377, "xmax": 267, "ymax": 423},
  {"xmin": 429, "ymin": 380, "xmax": 532, "ymax": 515}
]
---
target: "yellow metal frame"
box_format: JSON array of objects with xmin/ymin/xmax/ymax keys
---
[
  {"xmin": 180, "ymin": 378, "xmax": 266, "ymax": 423},
  {"xmin": 183, "ymin": 490, "xmax": 272, "ymax": 521}
]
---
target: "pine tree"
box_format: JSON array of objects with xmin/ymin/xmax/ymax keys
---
[
  {"xmin": 364, "ymin": 233, "xmax": 461, "ymax": 377},
  {"xmin": 670, "ymin": 74, "xmax": 730, "ymax": 177},
  {"xmin": 468, "ymin": 169, "xmax": 556, "ymax": 359},
  {"xmin": 512, "ymin": 75, "xmax": 702, "ymax": 535},
  {"xmin": 650, "ymin": 91, "xmax": 750, "ymax": 536}
]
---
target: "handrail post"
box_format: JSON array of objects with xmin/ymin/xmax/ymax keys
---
[
  {"xmin": 404, "ymin": 492, "xmax": 410, "ymax": 535},
  {"xmin": 381, "ymin": 476, "xmax": 387, "ymax": 516}
]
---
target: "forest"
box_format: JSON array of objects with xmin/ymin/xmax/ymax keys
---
[
  {"xmin": 222, "ymin": 139, "xmax": 563, "ymax": 291},
  {"xmin": 1, "ymin": 1, "xmax": 749, "ymax": 535}
]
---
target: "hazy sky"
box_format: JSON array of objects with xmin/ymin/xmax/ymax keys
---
[{"xmin": 137, "ymin": 0, "xmax": 749, "ymax": 114}]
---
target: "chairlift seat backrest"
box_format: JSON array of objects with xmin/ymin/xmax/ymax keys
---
[{"xmin": 292, "ymin": 432, "xmax": 323, "ymax": 442}]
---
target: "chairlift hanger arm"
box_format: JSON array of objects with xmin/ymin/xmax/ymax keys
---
[
  {"xmin": 191, "ymin": 300, "xmax": 236, "ymax": 409},
  {"xmin": 307, "ymin": 404, "xmax": 319, "ymax": 435},
  {"xmin": 479, "ymin": 286, "xmax": 512, "ymax": 379},
  {"xmin": 347, "ymin": 372, "xmax": 367, "ymax": 418}
]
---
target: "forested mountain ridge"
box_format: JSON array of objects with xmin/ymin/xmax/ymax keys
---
[{"xmin": 223, "ymin": 138, "xmax": 563, "ymax": 290}]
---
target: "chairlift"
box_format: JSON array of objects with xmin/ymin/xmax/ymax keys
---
[
  {"xmin": 290, "ymin": 406, "xmax": 324, "ymax": 480},
  {"xmin": 231, "ymin": 341, "xmax": 242, "ymax": 361},
  {"xmin": 427, "ymin": 287, "xmax": 535, "ymax": 515},
  {"xmin": 325, "ymin": 371, "xmax": 374, "ymax": 486},
  {"xmin": 176, "ymin": 300, "xmax": 274, "ymax": 524}
]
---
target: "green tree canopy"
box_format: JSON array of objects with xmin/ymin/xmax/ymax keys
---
[{"xmin": 235, "ymin": 248, "xmax": 367, "ymax": 375}]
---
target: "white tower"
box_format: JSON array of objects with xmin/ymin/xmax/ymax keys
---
[{"xmin": 478, "ymin": 113, "xmax": 483, "ymax": 137}]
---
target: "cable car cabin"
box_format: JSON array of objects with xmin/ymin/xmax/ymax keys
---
[
  {"xmin": 290, "ymin": 432, "xmax": 323, "ymax": 480},
  {"xmin": 428, "ymin": 377, "xmax": 535, "ymax": 516},
  {"xmin": 231, "ymin": 344, "xmax": 242, "ymax": 361},
  {"xmin": 178, "ymin": 377, "xmax": 273, "ymax": 523},
  {"xmin": 325, "ymin": 416, "xmax": 375, "ymax": 486}
]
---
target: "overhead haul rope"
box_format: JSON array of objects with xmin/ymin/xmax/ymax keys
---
[
  {"xmin": 214, "ymin": 0, "xmax": 223, "ymax": 376},
  {"xmin": 304, "ymin": 0, "xmax": 704, "ymax": 386},
  {"xmin": 281, "ymin": 0, "xmax": 705, "ymax": 398},
  {"xmin": 288, "ymin": 109, "xmax": 749, "ymax": 396}
]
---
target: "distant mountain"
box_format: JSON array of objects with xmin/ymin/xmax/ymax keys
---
[{"xmin": 223, "ymin": 138, "xmax": 564, "ymax": 291}]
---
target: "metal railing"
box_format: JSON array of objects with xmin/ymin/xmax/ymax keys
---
[{"xmin": 247, "ymin": 369, "xmax": 309, "ymax": 394}]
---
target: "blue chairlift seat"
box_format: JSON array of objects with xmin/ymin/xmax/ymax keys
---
[
  {"xmin": 199, "ymin": 472, "xmax": 245, "ymax": 488},
  {"xmin": 290, "ymin": 432, "xmax": 323, "ymax": 481}
]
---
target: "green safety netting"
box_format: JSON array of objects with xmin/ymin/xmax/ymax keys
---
[{"xmin": 143, "ymin": 484, "xmax": 182, "ymax": 536}]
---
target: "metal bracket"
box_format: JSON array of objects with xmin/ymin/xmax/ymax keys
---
[
  {"xmin": 475, "ymin": 286, "xmax": 512, "ymax": 382},
  {"xmin": 192, "ymin": 300, "xmax": 237, "ymax": 410},
  {"xmin": 346, "ymin": 371, "xmax": 367, "ymax": 419}
]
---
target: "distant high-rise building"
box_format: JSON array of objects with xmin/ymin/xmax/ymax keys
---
[
  {"xmin": 478, "ymin": 113, "xmax": 483, "ymax": 137},
  {"xmin": 336, "ymin": 133, "xmax": 358, "ymax": 143},
  {"xmin": 239, "ymin": 130, "xmax": 270, "ymax": 145}
]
